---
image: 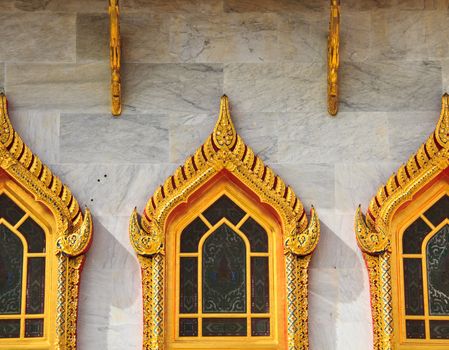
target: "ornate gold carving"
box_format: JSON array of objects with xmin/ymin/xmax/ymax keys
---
[
  {"xmin": 327, "ymin": 0, "xmax": 340, "ymax": 116},
  {"xmin": 355, "ymin": 94, "xmax": 449, "ymax": 349},
  {"xmin": 109, "ymin": 0, "xmax": 121, "ymax": 116},
  {"xmin": 130, "ymin": 95, "xmax": 320, "ymax": 349},
  {"xmin": 0, "ymin": 93, "xmax": 92, "ymax": 349}
]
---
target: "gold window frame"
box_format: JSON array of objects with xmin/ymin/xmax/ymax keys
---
[
  {"xmin": 355, "ymin": 94, "xmax": 449, "ymax": 350},
  {"xmin": 0, "ymin": 93, "xmax": 93, "ymax": 349},
  {"xmin": 129, "ymin": 95, "xmax": 320, "ymax": 350}
]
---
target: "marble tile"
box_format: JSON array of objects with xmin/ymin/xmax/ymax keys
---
[
  {"xmin": 274, "ymin": 163, "xmax": 334, "ymax": 209},
  {"xmin": 169, "ymin": 13, "xmax": 279, "ymax": 63},
  {"xmin": 443, "ymin": 60, "xmax": 449, "ymax": 93},
  {"xmin": 6, "ymin": 63, "xmax": 109, "ymax": 112},
  {"xmin": 77, "ymin": 13, "xmax": 172, "ymax": 63},
  {"xmin": 0, "ymin": 0, "xmax": 107, "ymax": 12},
  {"xmin": 51, "ymin": 163, "xmax": 177, "ymax": 216},
  {"xmin": 277, "ymin": 111, "xmax": 389, "ymax": 163},
  {"xmin": 387, "ymin": 110, "xmax": 438, "ymax": 161},
  {"xmin": 340, "ymin": 61, "xmax": 442, "ymax": 112},
  {"xmin": 0, "ymin": 13, "xmax": 75, "ymax": 63},
  {"xmin": 224, "ymin": 63, "xmax": 326, "ymax": 114},
  {"xmin": 336, "ymin": 320, "xmax": 373, "ymax": 350},
  {"xmin": 122, "ymin": 0, "xmax": 223, "ymax": 14},
  {"xmin": 340, "ymin": 11, "xmax": 371, "ymax": 62},
  {"xmin": 123, "ymin": 63, "xmax": 223, "ymax": 114},
  {"xmin": 0, "ymin": 63, "xmax": 4, "ymax": 90},
  {"xmin": 277, "ymin": 12, "xmax": 327, "ymax": 63},
  {"xmin": 224, "ymin": 0, "xmax": 327, "ymax": 13},
  {"xmin": 7, "ymin": 109, "xmax": 59, "ymax": 164},
  {"xmin": 335, "ymin": 162, "xmax": 399, "ymax": 213},
  {"xmin": 60, "ymin": 113, "xmax": 169, "ymax": 163}
]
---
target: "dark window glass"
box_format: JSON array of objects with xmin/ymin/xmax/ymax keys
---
[
  {"xmin": 240, "ymin": 217, "xmax": 268, "ymax": 253},
  {"xmin": 0, "ymin": 194, "xmax": 25, "ymax": 226},
  {"xmin": 251, "ymin": 257, "xmax": 269, "ymax": 313},
  {"xmin": 25, "ymin": 318, "xmax": 44, "ymax": 338},
  {"xmin": 430, "ymin": 320, "xmax": 449, "ymax": 339},
  {"xmin": 0, "ymin": 224, "xmax": 23, "ymax": 314},
  {"xmin": 406, "ymin": 320, "xmax": 426, "ymax": 339},
  {"xmin": 203, "ymin": 224, "xmax": 246, "ymax": 313},
  {"xmin": 203, "ymin": 318, "xmax": 247, "ymax": 336},
  {"xmin": 427, "ymin": 225, "xmax": 449, "ymax": 316},
  {"xmin": 26, "ymin": 258, "xmax": 45, "ymax": 314},
  {"xmin": 424, "ymin": 195, "xmax": 449, "ymax": 227},
  {"xmin": 179, "ymin": 318, "xmax": 198, "ymax": 337},
  {"xmin": 202, "ymin": 195, "xmax": 246, "ymax": 226},
  {"xmin": 0, "ymin": 319, "xmax": 20, "ymax": 338},
  {"xmin": 403, "ymin": 258, "xmax": 424, "ymax": 315},
  {"xmin": 180, "ymin": 257, "xmax": 198, "ymax": 314},
  {"xmin": 180, "ymin": 217, "xmax": 208, "ymax": 253},
  {"xmin": 19, "ymin": 217, "xmax": 46, "ymax": 253},
  {"xmin": 403, "ymin": 217, "xmax": 430, "ymax": 254},
  {"xmin": 251, "ymin": 318, "xmax": 270, "ymax": 336}
]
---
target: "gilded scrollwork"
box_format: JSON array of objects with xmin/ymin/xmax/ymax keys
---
[
  {"xmin": 0, "ymin": 93, "xmax": 93, "ymax": 348},
  {"xmin": 109, "ymin": 0, "xmax": 121, "ymax": 116},
  {"xmin": 355, "ymin": 94, "xmax": 449, "ymax": 350},
  {"xmin": 130, "ymin": 95, "xmax": 320, "ymax": 349}
]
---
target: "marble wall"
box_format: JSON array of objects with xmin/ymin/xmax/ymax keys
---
[{"xmin": 0, "ymin": 0, "xmax": 448, "ymax": 349}]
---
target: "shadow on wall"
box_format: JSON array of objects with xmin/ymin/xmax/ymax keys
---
[
  {"xmin": 77, "ymin": 216, "xmax": 142, "ymax": 349},
  {"xmin": 308, "ymin": 219, "xmax": 365, "ymax": 350}
]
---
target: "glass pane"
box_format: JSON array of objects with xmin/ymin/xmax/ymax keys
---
[
  {"xmin": 202, "ymin": 195, "xmax": 246, "ymax": 226},
  {"xmin": 179, "ymin": 318, "xmax": 198, "ymax": 337},
  {"xmin": 240, "ymin": 217, "xmax": 268, "ymax": 253},
  {"xmin": 0, "ymin": 224, "xmax": 23, "ymax": 314},
  {"xmin": 251, "ymin": 257, "xmax": 269, "ymax": 313},
  {"xmin": 26, "ymin": 257, "xmax": 45, "ymax": 314},
  {"xmin": 203, "ymin": 318, "xmax": 247, "ymax": 336},
  {"xmin": 203, "ymin": 224, "xmax": 246, "ymax": 313},
  {"xmin": 25, "ymin": 318, "xmax": 44, "ymax": 338},
  {"xmin": 0, "ymin": 194, "xmax": 25, "ymax": 226},
  {"xmin": 403, "ymin": 258, "xmax": 424, "ymax": 315},
  {"xmin": 19, "ymin": 217, "xmax": 46, "ymax": 253},
  {"xmin": 180, "ymin": 257, "xmax": 198, "ymax": 314},
  {"xmin": 0, "ymin": 319, "xmax": 20, "ymax": 338},
  {"xmin": 180, "ymin": 217, "xmax": 208, "ymax": 253},
  {"xmin": 406, "ymin": 320, "xmax": 426, "ymax": 339},
  {"xmin": 424, "ymin": 195, "xmax": 449, "ymax": 227},
  {"xmin": 251, "ymin": 318, "xmax": 270, "ymax": 336},
  {"xmin": 427, "ymin": 225, "xmax": 449, "ymax": 316},
  {"xmin": 402, "ymin": 217, "xmax": 430, "ymax": 254},
  {"xmin": 430, "ymin": 320, "xmax": 449, "ymax": 339}
]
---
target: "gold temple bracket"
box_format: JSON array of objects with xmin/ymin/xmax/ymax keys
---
[
  {"xmin": 327, "ymin": 0, "xmax": 340, "ymax": 116},
  {"xmin": 109, "ymin": 0, "xmax": 121, "ymax": 116}
]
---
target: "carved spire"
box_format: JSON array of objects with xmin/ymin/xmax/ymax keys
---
[
  {"xmin": 0, "ymin": 93, "xmax": 13, "ymax": 146},
  {"xmin": 436, "ymin": 93, "xmax": 449, "ymax": 147},
  {"xmin": 212, "ymin": 95, "xmax": 237, "ymax": 150}
]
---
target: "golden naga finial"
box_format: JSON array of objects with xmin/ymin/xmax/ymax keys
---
[
  {"xmin": 109, "ymin": 0, "xmax": 121, "ymax": 116},
  {"xmin": 57, "ymin": 208, "xmax": 93, "ymax": 257},
  {"xmin": 355, "ymin": 206, "xmax": 389, "ymax": 254},
  {"xmin": 435, "ymin": 93, "xmax": 449, "ymax": 147},
  {"xmin": 0, "ymin": 93, "xmax": 13, "ymax": 146},
  {"xmin": 212, "ymin": 95, "xmax": 237, "ymax": 150},
  {"xmin": 327, "ymin": 0, "xmax": 340, "ymax": 116},
  {"xmin": 129, "ymin": 208, "xmax": 164, "ymax": 256},
  {"xmin": 285, "ymin": 206, "xmax": 320, "ymax": 256}
]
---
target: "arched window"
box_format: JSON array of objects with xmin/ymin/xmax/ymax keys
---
[
  {"xmin": 356, "ymin": 94, "xmax": 449, "ymax": 349},
  {"xmin": 0, "ymin": 93, "xmax": 92, "ymax": 349},
  {"xmin": 130, "ymin": 96, "xmax": 320, "ymax": 350}
]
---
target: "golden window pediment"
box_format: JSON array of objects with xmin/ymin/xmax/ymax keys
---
[
  {"xmin": 0, "ymin": 93, "xmax": 92, "ymax": 349},
  {"xmin": 356, "ymin": 94, "xmax": 449, "ymax": 349},
  {"xmin": 129, "ymin": 95, "xmax": 320, "ymax": 349}
]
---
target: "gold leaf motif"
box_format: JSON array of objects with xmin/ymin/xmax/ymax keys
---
[
  {"xmin": 58, "ymin": 208, "xmax": 93, "ymax": 257},
  {"xmin": 327, "ymin": 0, "xmax": 340, "ymax": 116},
  {"xmin": 285, "ymin": 207, "xmax": 320, "ymax": 256},
  {"xmin": 355, "ymin": 206, "xmax": 389, "ymax": 254},
  {"xmin": 212, "ymin": 95, "xmax": 237, "ymax": 149},
  {"xmin": 129, "ymin": 208, "xmax": 164, "ymax": 256}
]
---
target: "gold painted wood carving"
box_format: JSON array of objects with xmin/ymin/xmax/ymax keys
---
[
  {"xmin": 130, "ymin": 96, "xmax": 320, "ymax": 349},
  {"xmin": 327, "ymin": 0, "xmax": 340, "ymax": 116},
  {"xmin": 355, "ymin": 94, "xmax": 449, "ymax": 349},
  {"xmin": 0, "ymin": 93, "xmax": 93, "ymax": 349},
  {"xmin": 109, "ymin": 0, "xmax": 121, "ymax": 116}
]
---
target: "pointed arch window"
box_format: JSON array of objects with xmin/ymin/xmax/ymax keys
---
[{"xmin": 130, "ymin": 96, "xmax": 320, "ymax": 350}]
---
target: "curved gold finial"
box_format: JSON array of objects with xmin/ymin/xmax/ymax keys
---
[
  {"xmin": 57, "ymin": 208, "xmax": 93, "ymax": 257},
  {"xmin": 212, "ymin": 95, "xmax": 237, "ymax": 149},
  {"xmin": 285, "ymin": 206, "xmax": 320, "ymax": 256},
  {"xmin": 327, "ymin": 0, "xmax": 340, "ymax": 116},
  {"xmin": 435, "ymin": 93, "xmax": 449, "ymax": 147},
  {"xmin": 109, "ymin": 0, "xmax": 121, "ymax": 116},
  {"xmin": 355, "ymin": 206, "xmax": 389, "ymax": 254},
  {"xmin": 129, "ymin": 208, "xmax": 164, "ymax": 256},
  {"xmin": 0, "ymin": 93, "xmax": 13, "ymax": 146}
]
